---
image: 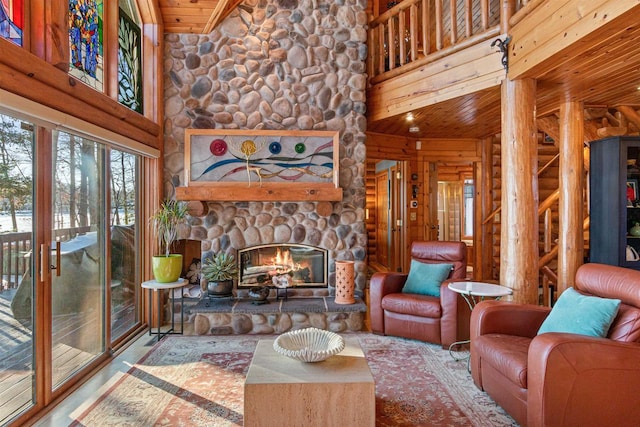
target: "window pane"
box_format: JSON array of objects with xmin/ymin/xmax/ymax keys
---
[
  {"xmin": 463, "ymin": 180, "xmax": 474, "ymax": 237},
  {"xmin": 0, "ymin": 112, "xmax": 35, "ymax": 423},
  {"xmin": 118, "ymin": 6, "xmax": 143, "ymax": 113},
  {"xmin": 0, "ymin": 0, "xmax": 23, "ymax": 46},
  {"xmin": 68, "ymin": 0, "xmax": 104, "ymax": 91},
  {"xmin": 51, "ymin": 130, "xmax": 105, "ymax": 389},
  {"xmin": 110, "ymin": 149, "xmax": 139, "ymax": 341}
]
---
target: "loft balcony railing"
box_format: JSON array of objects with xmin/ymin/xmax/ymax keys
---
[{"xmin": 367, "ymin": 0, "xmax": 539, "ymax": 84}]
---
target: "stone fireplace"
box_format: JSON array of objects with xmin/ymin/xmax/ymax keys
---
[{"xmin": 163, "ymin": 0, "xmax": 368, "ymax": 334}]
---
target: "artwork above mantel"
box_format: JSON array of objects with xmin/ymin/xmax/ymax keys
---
[{"xmin": 175, "ymin": 129, "xmax": 343, "ymax": 202}]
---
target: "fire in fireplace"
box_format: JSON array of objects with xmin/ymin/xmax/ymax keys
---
[{"xmin": 238, "ymin": 244, "xmax": 328, "ymax": 289}]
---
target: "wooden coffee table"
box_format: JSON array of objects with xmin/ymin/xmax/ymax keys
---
[{"xmin": 244, "ymin": 337, "xmax": 375, "ymax": 427}]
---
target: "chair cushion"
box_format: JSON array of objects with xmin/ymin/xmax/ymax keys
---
[
  {"xmin": 401, "ymin": 260, "xmax": 452, "ymax": 297},
  {"xmin": 474, "ymin": 334, "xmax": 531, "ymax": 389},
  {"xmin": 538, "ymin": 287, "xmax": 621, "ymax": 338},
  {"xmin": 381, "ymin": 293, "xmax": 442, "ymax": 318}
]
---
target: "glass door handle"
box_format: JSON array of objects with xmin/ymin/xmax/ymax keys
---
[
  {"xmin": 53, "ymin": 241, "xmax": 61, "ymax": 276},
  {"xmin": 40, "ymin": 243, "xmax": 48, "ymax": 282}
]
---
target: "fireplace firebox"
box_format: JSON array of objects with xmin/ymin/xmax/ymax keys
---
[{"xmin": 238, "ymin": 244, "xmax": 328, "ymax": 289}]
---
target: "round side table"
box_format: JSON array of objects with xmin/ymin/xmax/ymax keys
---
[
  {"xmin": 448, "ymin": 281, "xmax": 513, "ymax": 310},
  {"xmin": 142, "ymin": 278, "xmax": 188, "ymax": 341},
  {"xmin": 447, "ymin": 281, "xmax": 513, "ymax": 367}
]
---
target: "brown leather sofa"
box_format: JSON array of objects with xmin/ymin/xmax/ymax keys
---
[
  {"xmin": 470, "ymin": 263, "xmax": 640, "ymax": 427},
  {"xmin": 369, "ymin": 241, "xmax": 469, "ymax": 348}
]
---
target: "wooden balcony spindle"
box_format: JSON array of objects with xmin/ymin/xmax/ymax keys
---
[
  {"xmin": 377, "ymin": 26, "xmax": 386, "ymax": 75},
  {"xmin": 481, "ymin": 0, "xmax": 489, "ymax": 30},
  {"xmin": 388, "ymin": 19, "xmax": 396, "ymax": 70},
  {"xmin": 422, "ymin": 0, "xmax": 430, "ymax": 55},
  {"xmin": 435, "ymin": 0, "xmax": 443, "ymax": 50},
  {"xmin": 450, "ymin": 0, "xmax": 458, "ymax": 45},
  {"xmin": 410, "ymin": 4, "xmax": 419, "ymax": 61},
  {"xmin": 501, "ymin": 0, "xmax": 516, "ymax": 33},
  {"xmin": 465, "ymin": 0, "xmax": 472, "ymax": 38},
  {"xmin": 399, "ymin": 11, "xmax": 406, "ymax": 66}
]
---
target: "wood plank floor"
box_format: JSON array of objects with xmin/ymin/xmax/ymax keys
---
[
  {"xmin": 33, "ymin": 332, "xmax": 156, "ymax": 427},
  {"xmin": 0, "ymin": 288, "xmax": 136, "ymax": 424}
]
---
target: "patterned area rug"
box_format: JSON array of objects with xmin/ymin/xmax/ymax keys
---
[{"xmin": 71, "ymin": 334, "xmax": 517, "ymax": 426}]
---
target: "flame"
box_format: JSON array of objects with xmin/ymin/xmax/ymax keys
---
[{"xmin": 273, "ymin": 248, "xmax": 299, "ymax": 272}]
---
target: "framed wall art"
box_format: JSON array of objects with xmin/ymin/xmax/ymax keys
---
[{"xmin": 176, "ymin": 129, "xmax": 343, "ymax": 201}]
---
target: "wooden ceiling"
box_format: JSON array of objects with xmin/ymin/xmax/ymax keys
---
[
  {"xmin": 158, "ymin": 0, "xmax": 242, "ymax": 33},
  {"xmin": 367, "ymin": 87, "xmax": 503, "ymax": 140},
  {"xmin": 367, "ymin": 12, "xmax": 640, "ymax": 140}
]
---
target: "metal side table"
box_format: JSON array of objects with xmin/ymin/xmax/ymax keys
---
[{"xmin": 142, "ymin": 278, "xmax": 188, "ymax": 341}]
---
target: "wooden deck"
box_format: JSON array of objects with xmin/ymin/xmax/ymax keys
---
[{"xmin": 0, "ymin": 288, "xmax": 136, "ymax": 424}]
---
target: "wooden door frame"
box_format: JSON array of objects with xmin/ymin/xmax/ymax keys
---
[
  {"xmin": 371, "ymin": 160, "xmax": 409, "ymax": 273},
  {"xmin": 374, "ymin": 169, "xmax": 390, "ymax": 269},
  {"xmin": 385, "ymin": 161, "xmax": 409, "ymax": 273}
]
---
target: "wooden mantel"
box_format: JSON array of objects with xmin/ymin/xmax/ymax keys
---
[{"xmin": 175, "ymin": 183, "xmax": 343, "ymax": 202}]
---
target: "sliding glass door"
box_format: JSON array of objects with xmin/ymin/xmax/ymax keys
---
[
  {"xmin": 50, "ymin": 130, "xmax": 106, "ymax": 390},
  {"xmin": 0, "ymin": 110, "xmax": 142, "ymax": 424},
  {"xmin": 0, "ymin": 112, "xmax": 35, "ymax": 424}
]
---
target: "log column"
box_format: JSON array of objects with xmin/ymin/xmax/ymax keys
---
[
  {"xmin": 557, "ymin": 101, "xmax": 584, "ymax": 294},
  {"xmin": 500, "ymin": 78, "xmax": 538, "ymax": 304}
]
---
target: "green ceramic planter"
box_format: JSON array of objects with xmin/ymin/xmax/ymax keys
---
[{"xmin": 152, "ymin": 254, "xmax": 183, "ymax": 283}]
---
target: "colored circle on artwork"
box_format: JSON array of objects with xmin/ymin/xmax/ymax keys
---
[
  {"xmin": 210, "ymin": 139, "xmax": 227, "ymax": 156},
  {"xmin": 294, "ymin": 143, "xmax": 306, "ymax": 154},
  {"xmin": 269, "ymin": 141, "xmax": 282, "ymax": 154}
]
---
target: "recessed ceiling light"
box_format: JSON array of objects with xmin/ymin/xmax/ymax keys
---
[{"xmin": 406, "ymin": 113, "xmax": 414, "ymax": 122}]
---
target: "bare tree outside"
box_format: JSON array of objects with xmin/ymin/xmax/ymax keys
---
[
  {"xmin": 0, "ymin": 115, "xmax": 33, "ymax": 233},
  {"xmin": 110, "ymin": 150, "xmax": 136, "ymax": 226}
]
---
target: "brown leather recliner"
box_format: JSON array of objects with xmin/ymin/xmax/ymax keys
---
[
  {"xmin": 470, "ymin": 263, "xmax": 640, "ymax": 427},
  {"xmin": 369, "ymin": 241, "xmax": 469, "ymax": 348}
]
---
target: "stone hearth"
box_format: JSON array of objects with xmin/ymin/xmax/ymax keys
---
[{"xmin": 182, "ymin": 296, "xmax": 367, "ymax": 335}]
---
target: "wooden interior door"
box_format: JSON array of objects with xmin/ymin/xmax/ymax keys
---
[{"xmin": 375, "ymin": 171, "xmax": 390, "ymax": 268}]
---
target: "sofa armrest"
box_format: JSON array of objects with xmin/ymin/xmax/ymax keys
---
[
  {"xmin": 470, "ymin": 300, "xmax": 550, "ymax": 339},
  {"xmin": 527, "ymin": 334, "xmax": 640, "ymax": 427},
  {"xmin": 369, "ymin": 272, "xmax": 408, "ymax": 334},
  {"xmin": 470, "ymin": 300, "xmax": 550, "ymax": 387}
]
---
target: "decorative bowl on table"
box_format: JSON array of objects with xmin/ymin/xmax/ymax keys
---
[{"xmin": 273, "ymin": 327, "xmax": 345, "ymax": 362}]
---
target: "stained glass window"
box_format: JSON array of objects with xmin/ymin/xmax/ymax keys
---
[
  {"xmin": 68, "ymin": 0, "xmax": 104, "ymax": 91},
  {"xmin": 118, "ymin": 3, "xmax": 143, "ymax": 113},
  {"xmin": 0, "ymin": 0, "xmax": 23, "ymax": 46}
]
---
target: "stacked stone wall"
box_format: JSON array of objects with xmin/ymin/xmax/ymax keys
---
[{"xmin": 163, "ymin": 0, "xmax": 368, "ymax": 295}]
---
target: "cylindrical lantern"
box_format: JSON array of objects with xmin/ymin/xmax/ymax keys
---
[{"xmin": 334, "ymin": 260, "xmax": 355, "ymax": 304}]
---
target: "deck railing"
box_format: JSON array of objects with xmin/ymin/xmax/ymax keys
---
[
  {"xmin": 0, "ymin": 226, "xmax": 92, "ymax": 292},
  {"xmin": 367, "ymin": 0, "xmax": 540, "ymax": 83}
]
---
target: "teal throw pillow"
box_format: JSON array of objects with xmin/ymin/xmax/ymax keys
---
[
  {"xmin": 537, "ymin": 287, "xmax": 621, "ymax": 337},
  {"xmin": 402, "ymin": 260, "xmax": 453, "ymax": 297}
]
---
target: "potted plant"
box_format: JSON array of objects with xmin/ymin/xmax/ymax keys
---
[
  {"xmin": 149, "ymin": 199, "xmax": 188, "ymax": 282},
  {"xmin": 202, "ymin": 252, "xmax": 238, "ymax": 298}
]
